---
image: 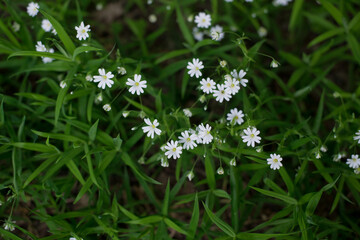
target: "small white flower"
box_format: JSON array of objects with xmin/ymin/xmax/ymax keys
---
[
  {"xmin": 231, "ymin": 69, "xmax": 248, "ymax": 88},
  {"xmin": 333, "ymin": 153, "xmax": 342, "ymax": 162},
  {"xmin": 183, "ymin": 109, "xmax": 192, "ymax": 117},
  {"xmin": 117, "ymin": 66, "xmax": 127, "ymax": 75},
  {"xmin": 12, "ymin": 22, "xmax": 20, "ymax": 32},
  {"xmin": 242, "ymin": 127, "xmax": 261, "ymax": 147},
  {"xmin": 51, "ymin": 28, "xmax": 57, "ymax": 35},
  {"xmin": 354, "ymin": 130, "xmax": 360, "ymax": 143},
  {"xmin": 227, "ymin": 108, "xmax": 244, "ymax": 125},
  {"xmin": 258, "ymin": 26, "xmax": 268, "ymax": 37},
  {"xmin": 164, "ymin": 140, "xmax": 183, "ymax": 159},
  {"xmin": 199, "ymin": 95, "xmax": 206, "ymax": 103},
  {"xmin": 86, "ymin": 74, "xmax": 93, "ymax": 82},
  {"xmin": 192, "ymin": 27, "xmax": 204, "ymax": 41},
  {"xmin": 210, "ymin": 25, "xmax": 224, "ymax": 41},
  {"xmin": 230, "ymin": 158, "xmax": 236, "ymax": 166},
  {"xmin": 198, "ymin": 124, "xmax": 213, "ymax": 144},
  {"xmin": 346, "ymin": 154, "xmax": 360, "ymax": 169},
  {"xmin": 219, "ymin": 60, "xmax": 227, "ymax": 68},
  {"xmin": 320, "ymin": 145, "xmax": 327, "ymax": 152},
  {"xmin": 122, "ymin": 111, "xmax": 130, "ymax": 118},
  {"xmin": 355, "ymin": 167, "xmax": 360, "ymax": 174},
  {"xmin": 41, "ymin": 19, "xmax": 52, "ymax": 32},
  {"xmin": 3, "ymin": 221, "xmax": 15, "ymax": 232},
  {"xmin": 103, "ymin": 104, "xmax": 111, "ymax": 111},
  {"xmin": 35, "ymin": 41, "xmax": 46, "ymax": 52},
  {"xmin": 148, "ymin": 14, "xmax": 157, "ymax": 23},
  {"xmin": 42, "ymin": 48, "xmax": 54, "ymax": 63},
  {"xmin": 60, "ymin": 81, "xmax": 67, "ymax": 89},
  {"xmin": 75, "ymin": 21, "xmax": 91, "ymax": 41},
  {"xmin": 273, "ymin": 0, "xmax": 292, "ymax": 6},
  {"xmin": 187, "ymin": 171, "xmax": 195, "ymax": 181},
  {"xmin": 194, "ymin": 12, "xmax": 211, "ymax": 28},
  {"xmin": 27, "ymin": 2, "xmax": 39, "ymax": 17},
  {"xmin": 267, "ymin": 153, "xmax": 283, "ymax": 170},
  {"xmin": 213, "ymin": 84, "xmax": 232, "ymax": 103},
  {"xmin": 270, "ymin": 60, "xmax": 279, "ymax": 68},
  {"xmin": 95, "ymin": 93, "xmax": 103, "ymax": 103},
  {"xmin": 315, "ymin": 152, "xmax": 321, "ymax": 159},
  {"xmin": 178, "ymin": 130, "xmax": 198, "ymax": 150},
  {"xmin": 93, "ymin": 68, "xmax": 114, "ymax": 89},
  {"xmin": 224, "ymin": 78, "xmax": 240, "ymax": 95},
  {"xmin": 200, "ymin": 77, "xmax": 216, "ymax": 94},
  {"xmin": 126, "ymin": 74, "xmax": 147, "ymax": 95},
  {"xmin": 142, "ymin": 118, "xmax": 161, "ymax": 139},
  {"xmin": 187, "ymin": 58, "xmax": 204, "ymax": 78},
  {"xmin": 161, "ymin": 157, "xmax": 169, "ymax": 167},
  {"xmin": 217, "ymin": 167, "xmax": 224, "ymax": 175}
]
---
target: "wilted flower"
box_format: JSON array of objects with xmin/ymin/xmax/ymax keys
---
[
  {"xmin": 60, "ymin": 81, "xmax": 67, "ymax": 89},
  {"xmin": 183, "ymin": 109, "xmax": 192, "ymax": 117},
  {"xmin": 103, "ymin": 104, "xmax": 111, "ymax": 112},
  {"xmin": 187, "ymin": 171, "xmax": 195, "ymax": 181},
  {"xmin": 117, "ymin": 67, "xmax": 126, "ymax": 75},
  {"xmin": 217, "ymin": 167, "xmax": 224, "ymax": 175}
]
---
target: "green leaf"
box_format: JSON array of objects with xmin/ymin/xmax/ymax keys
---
[
  {"xmin": 318, "ymin": 0, "xmax": 342, "ymax": 25},
  {"xmin": 127, "ymin": 215, "xmax": 163, "ymax": 225},
  {"xmin": 0, "ymin": 228, "xmax": 23, "ymax": 240},
  {"xmin": 40, "ymin": 9, "xmax": 76, "ymax": 55},
  {"xmin": 88, "ymin": 119, "xmax": 99, "ymax": 142},
  {"xmin": 155, "ymin": 49, "xmax": 191, "ymax": 64},
  {"xmin": 308, "ymin": 28, "xmax": 343, "ymax": 47},
  {"xmin": 289, "ymin": 0, "xmax": 304, "ymax": 31},
  {"xmin": 72, "ymin": 46, "xmax": 102, "ymax": 60},
  {"xmin": 347, "ymin": 33, "xmax": 360, "ymax": 65},
  {"xmin": 9, "ymin": 51, "xmax": 72, "ymax": 61},
  {"xmin": 10, "ymin": 142, "xmax": 57, "ymax": 153},
  {"xmin": 204, "ymin": 154, "xmax": 216, "ymax": 190},
  {"xmin": 162, "ymin": 179, "xmax": 171, "ymax": 216},
  {"xmin": 23, "ymin": 156, "xmax": 57, "ymax": 188},
  {"xmin": 251, "ymin": 187, "xmax": 297, "ymax": 205},
  {"xmin": 313, "ymin": 90, "xmax": 325, "ymax": 133},
  {"xmin": 164, "ymin": 218, "xmax": 188, "ymax": 236},
  {"xmin": 187, "ymin": 193, "xmax": 199, "ymax": 240},
  {"xmin": 202, "ymin": 202, "xmax": 236, "ymax": 237},
  {"xmin": 174, "ymin": 0, "xmax": 194, "ymax": 46}
]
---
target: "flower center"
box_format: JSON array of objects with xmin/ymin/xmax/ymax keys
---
[
  {"xmin": 231, "ymin": 84, "xmax": 234, "ymax": 88},
  {"xmin": 135, "ymin": 82, "xmax": 139, "ymax": 86},
  {"xmin": 234, "ymin": 116, "xmax": 238, "ymax": 119},
  {"xmin": 195, "ymin": 67, "xmax": 199, "ymax": 71},
  {"xmin": 353, "ymin": 158, "xmax": 357, "ymax": 162},
  {"xmin": 151, "ymin": 124, "xmax": 155, "ymax": 129},
  {"xmin": 221, "ymin": 90, "xmax": 224, "ymax": 94},
  {"xmin": 250, "ymin": 134, "xmax": 254, "ymax": 138},
  {"xmin": 206, "ymin": 131, "xmax": 210, "ymax": 135},
  {"xmin": 274, "ymin": 159, "xmax": 278, "ymax": 163},
  {"xmin": 207, "ymin": 83, "xmax": 211, "ymax": 87},
  {"xmin": 172, "ymin": 147, "xmax": 176, "ymax": 152},
  {"xmin": 202, "ymin": 19, "xmax": 206, "ymax": 22},
  {"xmin": 103, "ymin": 76, "xmax": 107, "ymax": 79},
  {"xmin": 186, "ymin": 138, "xmax": 191, "ymax": 142},
  {"xmin": 82, "ymin": 29, "xmax": 86, "ymax": 33}
]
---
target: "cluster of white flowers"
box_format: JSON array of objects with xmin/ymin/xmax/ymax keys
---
[
  {"xmin": 35, "ymin": 41, "xmax": 54, "ymax": 63},
  {"xmin": 192, "ymin": 12, "xmax": 225, "ymax": 42}
]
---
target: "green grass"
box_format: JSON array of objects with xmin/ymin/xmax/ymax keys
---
[{"xmin": 0, "ymin": 0, "xmax": 360, "ymax": 239}]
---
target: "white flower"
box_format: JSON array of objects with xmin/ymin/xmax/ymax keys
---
[
  {"xmin": 270, "ymin": 60, "xmax": 279, "ymax": 68},
  {"xmin": 122, "ymin": 111, "xmax": 130, "ymax": 118},
  {"xmin": 187, "ymin": 58, "xmax": 204, "ymax": 78},
  {"xmin": 194, "ymin": 12, "xmax": 211, "ymax": 28},
  {"xmin": 242, "ymin": 127, "xmax": 261, "ymax": 147},
  {"xmin": 117, "ymin": 67, "xmax": 127, "ymax": 75},
  {"xmin": 346, "ymin": 154, "xmax": 360, "ymax": 169},
  {"xmin": 333, "ymin": 153, "xmax": 342, "ymax": 162},
  {"xmin": 354, "ymin": 130, "xmax": 360, "ymax": 143},
  {"xmin": 75, "ymin": 21, "xmax": 91, "ymax": 41},
  {"xmin": 213, "ymin": 84, "xmax": 231, "ymax": 103},
  {"xmin": 227, "ymin": 108, "xmax": 244, "ymax": 125},
  {"xmin": 60, "ymin": 81, "xmax": 67, "ymax": 89},
  {"xmin": 225, "ymin": 0, "xmax": 233, "ymax": 2},
  {"xmin": 42, "ymin": 48, "xmax": 54, "ymax": 63},
  {"xmin": 210, "ymin": 25, "xmax": 224, "ymax": 41},
  {"xmin": 95, "ymin": 93, "xmax": 103, "ymax": 103},
  {"xmin": 27, "ymin": 2, "xmax": 39, "ymax": 17},
  {"xmin": 258, "ymin": 26, "xmax": 268, "ymax": 37},
  {"xmin": 267, "ymin": 153, "xmax": 283, "ymax": 170},
  {"xmin": 355, "ymin": 167, "xmax": 360, "ymax": 174},
  {"xmin": 217, "ymin": 167, "xmax": 224, "ymax": 175},
  {"xmin": 93, "ymin": 68, "xmax": 114, "ymax": 89},
  {"xmin": 183, "ymin": 109, "xmax": 192, "ymax": 117},
  {"xmin": 200, "ymin": 77, "xmax": 216, "ymax": 94},
  {"xmin": 12, "ymin": 22, "xmax": 20, "ymax": 32},
  {"xmin": 41, "ymin": 19, "xmax": 52, "ymax": 32},
  {"xmin": 220, "ymin": 60, "xmax": 227, "ymax": 68},
  {"xmin": 187, "ymin": 171, "xmax": 195, "ymax": 181},
  {"xmin": 320, "ymin": 145, "xmax": 327, "ymax": 152},
  {"xmin": 149, "ymin": 14, "xmax": 157, "ymax": 23},
  {"xmin": 231, "ymin": 69, "xmax": 248, "ymax": 88},
  {"xmin": 198, "ymin": 124, "xmax": 213, "ymax": 144},
  {"xmin": 224, "ymin": 78, "xmax": 240, "ymax": 95},
  {"xmin": 164, "ymin": 140, "xmax": 183, "ymax": 159},
  {"xmin": 69, "ymin": 238, "xmax": 83, "ymax": 240},
  {"xmin": 3, "ymin": 221, "xmax": 15, "ymax": 232},
  {"xmin": 86, "ymin": 74, "xmax": 93, "ymax": 82},
  {"xmin": 315, "ymin": 152, "xmax": 321, "ymax": 159},
  {"xmin": 103, "ymin": 104, "xmax": 111, "ymax": 111},
  {"xmin": 51, "ymin": 28, "xmax": 57, "ymax": 35},
  {"xmin": 142, "ymin": 118, "xmax": 161, "ymax": 139},
  {"xmin": 160, "ymin": 157, "xmax": 169, "ymax": 167},
  {"xmin": 35, "ymin": 41, "xmax": 46, "ymax": 52},
  {"xmin": 193, "ymin": 27, "xmax": 204, "ymax": 41},
  {"xmin": 126, "ymin": 74, "xmax": 147, "ymax": 95},
  {"xmin": 273, "ymin": 0, "xmax": 292, "ymax": 6},
  {"xmin": 230, "ymin": 158, "xmax": 236, "ymax": 166},
  {"xmin": 178, "ymin": 131, "xmax": 198, "ymax": 150}
]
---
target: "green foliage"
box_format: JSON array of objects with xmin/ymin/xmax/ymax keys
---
[{"xmin": 0, "ymin": 0, "xmax": 360, "ymax": 239}]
